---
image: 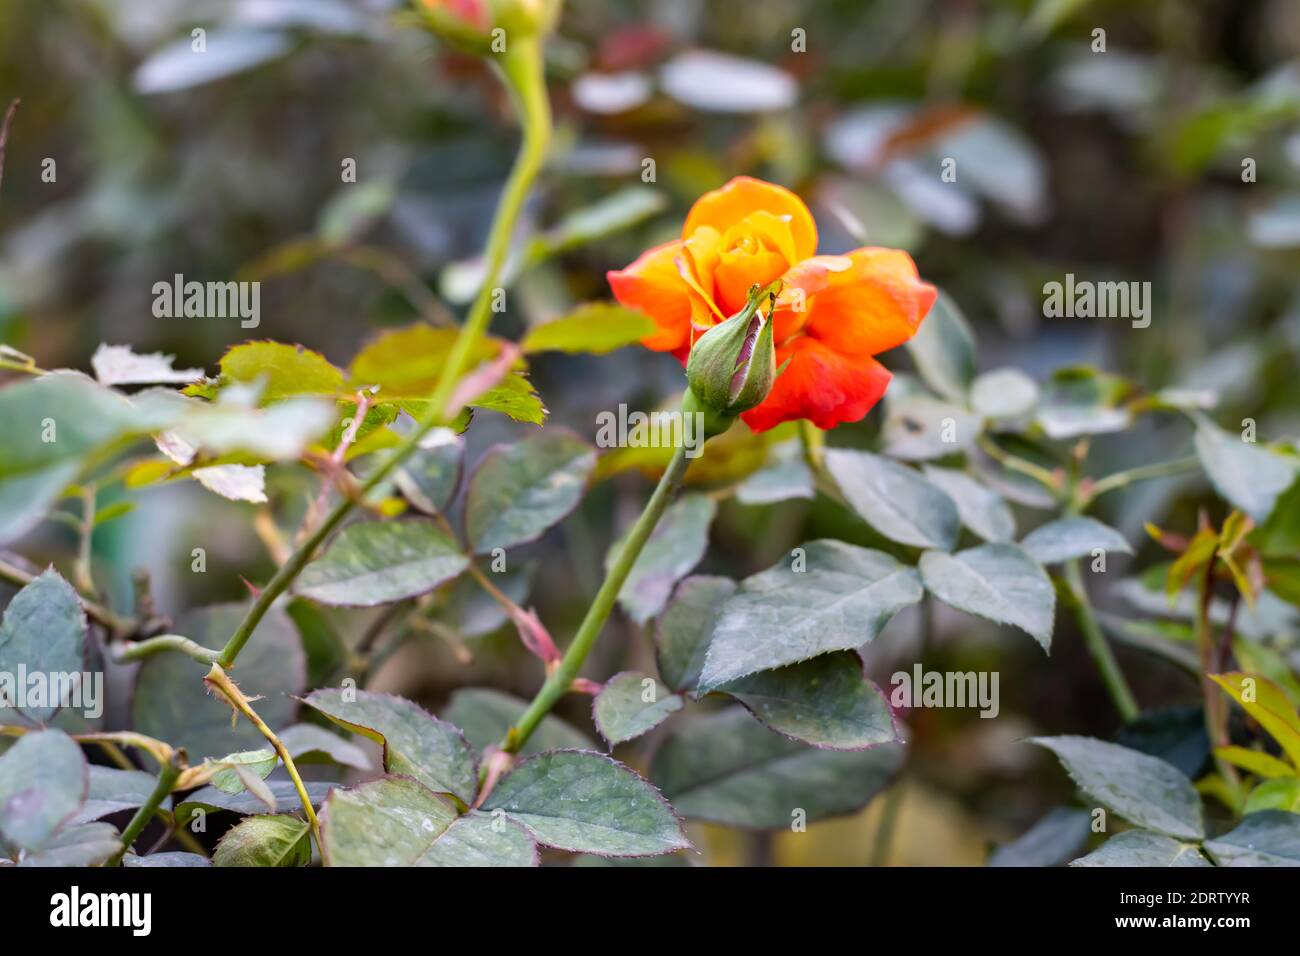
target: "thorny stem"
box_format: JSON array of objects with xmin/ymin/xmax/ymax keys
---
[
  {"xmin": 108, "ymin": 753, "xmax": 182, "ymax": 867},
  {"xmin": 204, "ymin": 664, "xmax": 322, "ymax": 850},
  {"xmin": 216, "ymin": 39, "xmax": 551, "ymax": 670},
  {"xmin": 501, "ymin": 444, "xmax": 692, "ymax": 757}
]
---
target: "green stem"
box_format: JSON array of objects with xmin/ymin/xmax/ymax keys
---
[
  {"xmin": 1085, "ymin": 455, "xmax": 1200, "ymax": 502},
  {"xmin": 797, "ymin": 419, "xmax": 824, "ymax": 471},
  {"xmin": 111, "ymin": 635, "xmax": 222, "ymax": 666},
  {"xmin": 976, "ymin": 434, "xmax": 1061, "ymax": 494},
  {"xmin": 216, "ymin": 38, "xmax": 551, "ymax": 670},
  {"xmin": 109, "ymin": 754, "xmax": 181, "ymax": 866},
  {"xmin": 424, "ymin": 36, "xmax": 551, "ymax": 419},
  {"xmin": 503, "ymin": 444, "xmax": 691, "ymax": 754},
  {"xmin": 1063, "ymin": 559, "xmax": 1139, "ymax": 723}
]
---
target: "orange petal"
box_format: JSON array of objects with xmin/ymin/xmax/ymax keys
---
[
  {"xmin": 806, "ymin": 247, "xmax": 937, "ymax": 358},
  {"xmin": 684, "ymin": 176, "xmax": 818, "ymax": 262},
  {"xmin": 607, "ymin": 240, "xmax": 693, "ymax": 353},
  {"xmin": 740, "ymin": 337, "xmax": 892, "ymax": 432},
  {"xmin": 771, "ymin": 255, "xmax": 854, "ymax": 342},
  {"xmin": 713, "ymin": 249, "xmax": 788, "ymax": 317}
]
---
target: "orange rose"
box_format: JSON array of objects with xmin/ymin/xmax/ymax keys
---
[{"xmin": 608, "ymin": 176, "xmax": 937, "ymax": 432}]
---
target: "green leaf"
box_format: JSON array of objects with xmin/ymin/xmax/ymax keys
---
[
  {"xmin": 175, "ymin": 782, "xmax": 337, "ymax": 825},
  {"xmin": 483, "ymin": 750, "xmax": 690, "ymax": 857},
  {"xmin": 317, "ymin": 179, "xmax": 396, "ymax": 246},
  {"xmin": 416, "ymin": 811, "xmax": 538, "ymax": 866},
  {"xmin": 466, "ymin": 371, "xmax": 548, "ymax": 426},
  {"xmin": 734, "ymin": 441, "xmax": 814, "ymax": 505},
  {"xmin": 988, "ymin": 807, "xmax": 1090, "ymax": 867},
  {"xmin": 296, "ymin": 519, "xmax": 468, "ymax": 607},
  {"xmin": 1020, "ymin": 516, "xmax": 1131, "ymax": 565},
  {"xmin": 210, "ymin": 749, "xmax": 278, "ymax": 795},
  {"xmin": 123, "ymin": 851, "xmax": 211, "ymax": 867},
  {"xmin": 1204, "ymin": 811, "xmax": 1300, "ymax": 866},
  {"xmin": 537, "ymin": 185, "xmax": 667, "ymax": 254},
  {"xmin": 73, "ymin": 767, "xmax": 171, "ymax": 825},
  {"xmin": 0, "ymin": 569, "xmax": 87, "ymax": 722},
  {"xmin": 904, "ymin": 289, "xmax": 976, "ymax": 402},
  {"xmin": 349, "ymin": 324, "xmax": 475, "ymax": 397},
  {"xmin": 302, "ymin": 688, "xmax": 477, "ymax": 806},
  {"xmin": 699, "ymin": 540, "xmax": 923, "ymax": 690},
  {"xmin": 593, "ymin": 672, "xmax": 683, "ymax": 746},
  {"xmin": 1035, "ymin": 366, "xmax": 1133, "ymax": 440},
  {"xmin": 0, "ymin": 372, "xmax": 150, "ymax": 545},
  {"xmin": 920, "ymin": 544, "xmax": 1055, "ymax": 650},
  {"xmin": 132, "ymin": 604, "xmax": 305, "ymax": 761},
  {"xmin": 211, "ymin": 341, "xmax": 345, "ymax": 403},
  {"xmin": 134, "ymin": 29, "xmax": 291, "ymax": 94},
  {"xmin": 1195, "ymin": 419, "xmax": 1299, "ymax": 522},
  {"xmin": 214, "ymin": 814, "xmax": 311, "ymax": 867},
  {"xmin": 321, "ymin": 776, "xmax": 535, "ymax": 866},
  {"xmin": 322, "ymin": 777, "xmax": 445, "ymax": 865},
  {"xmin": 921, "ymin": 466, "xmax": 1015, "ymax": 542},
  {"xmin": 394, "ymin": 429, "xmax": 464, "ymax": 515},
  {"xmin": 971, "ymin": 367, "xmax": 1039, "ymax": 419},
  {"xmin": 276, "ymin": 724, "xmax": 373, "ymax": 771},
  {"xmin": 883, "ymin": 393, "xmax": 981, "ymax": 460},
  {"xmin": 466, "ymin": 430, "xmax": 596, "ymax": 554},
  {"xmin": 717, "ymin": 652, "xmax": 899, "ymax": 750},
  {"xmin": 609, "ymin": 493, "xmax": 716, "ymax": 624},
  {"xmin": 1030, "ymin": 735, "xmax": 1204, "ymax": 840},
  {"xmin": 0, "ymin": 729, "xmax": 87, "ymax": 852},
  {"xmin": 655, "ymin": 576, "xmax": 736, "ymax": 694},
  {"xmin": 443, "ymin": 688, "xmax": 593, "ymax": 757},
  {"xmin": 825, "ymin": 449, "xmax": 960, "ymax": 549},
  {"xmin": 1215, "ymin": 745, "xmax": 1294, "ymax": 780},
  {"xmin": 1209, "ymin": 672, "xmax": 1300, "ymax": 768},
  {"xmin": 16, "ymin": 822, "xmax": 120, "ymax": 867},
  {"xmin": 1243, "ymin": 776, "xmax": 1300, "ymax": 814},
  {"xmin": 652, "ymin": 708, "xmax": 905, "ymax": 829},
  {"xmin": 521, "ymin": 302, "xmax": 656, "ymax": 355},
  {"xmin": 1071, "ymin": 830, "xmax": 1210, "ymax": 867}
]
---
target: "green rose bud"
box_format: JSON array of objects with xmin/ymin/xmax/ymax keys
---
[{"xmin": 685, "ymin": 283, "xmax": 779, "ymax": 427}]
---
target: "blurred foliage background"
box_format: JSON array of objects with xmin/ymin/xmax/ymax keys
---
[{"xmin": 2, "ymin": 0, "xmax": 1300, "ymax": 865}]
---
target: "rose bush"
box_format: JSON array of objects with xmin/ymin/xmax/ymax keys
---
[{"xmin": 1, "ymin": 1, "xmax": 1298, "ymax": 872}]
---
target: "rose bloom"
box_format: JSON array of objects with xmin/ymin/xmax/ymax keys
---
[{"xmin": 608, "ymin": 177, "xmax": 937, "ymax": 432}]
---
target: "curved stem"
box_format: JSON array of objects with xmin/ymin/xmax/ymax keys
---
[
  {"xmin": 108, "ymin": 753, "xmax": 182, "ymax": 866},
  {"xmin": 1086, "ymin": 455, "xmax": 1200, "ymax": 502},
  {"xmin": 111, "ymin": 634, "xmax": 222, "ymax": 666},
  {"xmin": 216, "ymin": 38, "xmax": 551, "ymax": 669},
  {"xmin": 502, "ymin": 444, "xmax": 691, "ymax": 755},
  {"xmin": 976, "ymin": 434, "xmax": 1061, "ymax": 493}
]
